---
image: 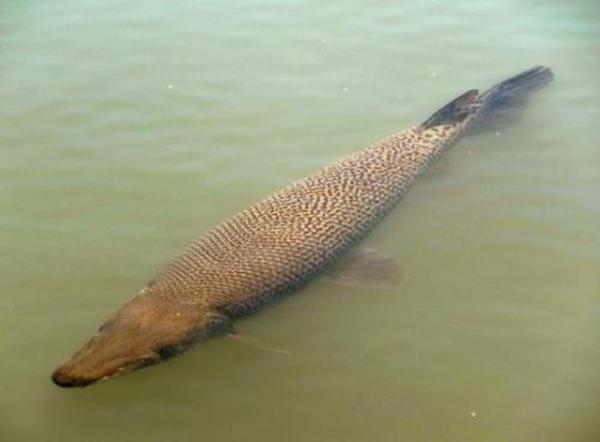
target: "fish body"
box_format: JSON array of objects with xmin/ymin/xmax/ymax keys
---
[
  {"xmin": 52, "ymin": 67, "xmax": 553, "ymax": 387},
  {"xmin": 154, "ymin": 112, "xmax": 470, "ymax": 314}
]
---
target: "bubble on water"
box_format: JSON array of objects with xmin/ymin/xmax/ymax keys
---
[
  {"xmin": 168, "ymin": 84, "xmax": 174, "ymax": 90},
  {"xmin": 342, "ymin": 87, "xmax": 349, "ymax": 93},
  {"xmin": 470, "ymin": 411, "xmax": 477, "ymax": 418},
  {"xmin": 431, "ymin": 72, "xmax": 438, "ymax": 77}
]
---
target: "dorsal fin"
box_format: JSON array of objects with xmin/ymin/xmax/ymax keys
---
[{"xmin": 420, "ymin": 89, "xmax": 479, "ymax": 130}]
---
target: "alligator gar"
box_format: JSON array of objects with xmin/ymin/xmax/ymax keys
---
[{"xmin": 52, "ymin": 66, "xmax": 553, "ymax": 387}]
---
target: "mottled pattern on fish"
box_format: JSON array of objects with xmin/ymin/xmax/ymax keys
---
[
  {"xmin": 149, "ymin": 101, "xmax": 478, "ymax": 316},
  {"xmin": 138, "ymin": 67, "xmax": 554, "ymax": 321}
]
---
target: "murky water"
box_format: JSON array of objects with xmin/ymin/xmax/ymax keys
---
[{"xmin": 1, "ymin": 1, "xmax": 599, "ymax": 441}]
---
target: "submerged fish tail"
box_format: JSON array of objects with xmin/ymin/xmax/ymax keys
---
[{"xmin": 473, "ymin": 65, "xmax": 554, "ymax": 131}]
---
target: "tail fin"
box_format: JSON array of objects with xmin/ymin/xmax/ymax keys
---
[
  {"xmin": 419, "ymin": 66, "xmax": 553, "ymax": 133},
  {"xmin": 471, "ymin": 66, "xmax": 554, "ymax": 131}
]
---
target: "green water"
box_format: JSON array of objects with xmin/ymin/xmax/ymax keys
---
[{"xmin": 2, "ymin": 1, "xmax": 599, "ymax": 441}]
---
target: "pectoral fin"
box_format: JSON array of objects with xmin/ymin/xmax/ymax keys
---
[
  {"xmin": 325, "ymin": 248, "xmax": 404, "ymax": 289},
  {"xmin": 207, "ymin": 311, "xmax": 233, "ymax": 335}
]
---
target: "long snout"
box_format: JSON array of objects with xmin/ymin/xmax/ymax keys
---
[
  {"xmin": 51, "ymin": 333, "xmax": 158, "ymax": 388},
  {"xmin": 51, "ymin": 367, "xmax": 96, "ymax": 387}
]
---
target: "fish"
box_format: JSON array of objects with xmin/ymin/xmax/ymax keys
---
[{"xmin": 52, "ymin": 66, "xmax": 553, "ymax": 387}]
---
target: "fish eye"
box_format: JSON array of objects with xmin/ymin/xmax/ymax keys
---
[{"xmin": 157, "ymin": 345, "xmax": 177, "ymax": 360}]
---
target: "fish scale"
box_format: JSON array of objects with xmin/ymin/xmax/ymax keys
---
[{"xmin": 150, "ymin": 127, "xmax": 468, "ymax": 313}]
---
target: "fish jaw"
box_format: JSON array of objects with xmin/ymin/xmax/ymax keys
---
[{"xmin": 52, "ymin": 293, "xmax": 213, "ymax": 387}]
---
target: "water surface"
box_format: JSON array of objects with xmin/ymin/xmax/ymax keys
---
[{"xmin": 1, "ymin": 1, "xmax": 599, "ymax": 441}]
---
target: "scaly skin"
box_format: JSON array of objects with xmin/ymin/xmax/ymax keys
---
[{"xmin": 151, "ymin": 105, "xmax": 476, "ymax": 315}]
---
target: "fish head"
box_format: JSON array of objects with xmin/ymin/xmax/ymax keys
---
[{"xmin": 51, "ymin": 293, "xmax": 223, "ymax": 387}]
